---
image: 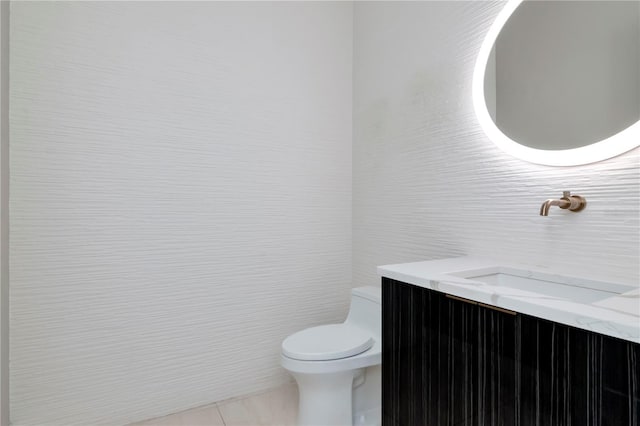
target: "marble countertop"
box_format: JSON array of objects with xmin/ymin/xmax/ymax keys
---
[{"xmin": 378, "ymin": 257, "xmax": 640, "ymax": 344}]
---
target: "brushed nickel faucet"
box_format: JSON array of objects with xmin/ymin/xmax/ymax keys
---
[{"xmin": 540, "ymin": 191, "xmax": 587, "ymax": 216}]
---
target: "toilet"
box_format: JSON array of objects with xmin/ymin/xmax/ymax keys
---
[{"xmin": 281, "ymin": 287, "xmax": 381, "ymax": 426}]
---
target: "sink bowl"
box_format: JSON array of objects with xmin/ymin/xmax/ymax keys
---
[
  {"xmin": 449, "ymin": 266, "xmax": 635, "ymax": 305},
  {"xmin": 378, "ymin": 257, "xmax": 639, "ymax": 343}
]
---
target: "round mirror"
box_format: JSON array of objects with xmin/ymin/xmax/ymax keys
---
[{"xmin": 473, "ymin": 0, "xmax": 640, "ymax": 166}]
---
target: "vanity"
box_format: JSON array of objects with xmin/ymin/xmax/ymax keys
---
[
  {"xmin": 379, "ymin": 257, "xmax": 640, "ymax": 425},
  {"xmin": 378, "ymin": 0, "xmax": 640, "ymax": 422}
]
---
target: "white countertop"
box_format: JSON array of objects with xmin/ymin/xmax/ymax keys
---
[{"xmin": 378, "ymin": 257, "xmax": 640, "ymax": 344}]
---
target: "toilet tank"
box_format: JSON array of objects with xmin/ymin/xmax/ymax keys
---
[{"xmin": 344, "ymin": 286, "xmax": 381, "ymax": 338}]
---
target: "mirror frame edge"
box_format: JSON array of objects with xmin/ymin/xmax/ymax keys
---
[{"xmin": 472, "ymin": 0, "xmax": 640, "ymax": 166}]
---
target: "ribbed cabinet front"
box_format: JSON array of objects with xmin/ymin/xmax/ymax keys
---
[{"xmin": 382, "ymin": 278, "xmax": 640, "ymax": 426}]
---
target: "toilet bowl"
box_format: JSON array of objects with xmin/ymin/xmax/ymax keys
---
[{"xmin": 281, "ymin": 287, "xmax": 381, "ymax": 426}]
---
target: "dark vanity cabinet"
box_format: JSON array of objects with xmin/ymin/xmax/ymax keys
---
[{"xmin": 382, "ymin": 278, "xmax": 640, "ymax": 426}]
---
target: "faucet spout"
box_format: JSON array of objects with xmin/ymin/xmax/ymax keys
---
[
  {"xmin": 539, "ymin": 198, "xmax": 569, "ymax": 216},
  {"xmin": 539, "ymin": 191, "xmax": 587, "ymax": 216}
]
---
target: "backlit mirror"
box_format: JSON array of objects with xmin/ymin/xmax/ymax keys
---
[{"xmin": 473, "ymin": 0, "xmax": 640, "ymax": 166}]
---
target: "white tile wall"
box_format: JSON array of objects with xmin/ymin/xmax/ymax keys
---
[
  {"xmin": 353, "ymin": 1, "xmax": 639, "ymax": 288},
  {"xmin": 0, "ymin": 2, "xmax": 8, "ymax": 425},
  {"xmin": 9, "ymin": 2, "xmax": 352, "ymax": 425}
]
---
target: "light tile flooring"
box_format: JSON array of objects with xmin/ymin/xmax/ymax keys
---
[{"xmin": 131, "ymin": 382, "xmax": 298, "ymax": 426}]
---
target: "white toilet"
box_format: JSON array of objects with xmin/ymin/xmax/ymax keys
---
[{"xmin": 281, "ymin": 287, "xmax": 381, "ymax": 426}]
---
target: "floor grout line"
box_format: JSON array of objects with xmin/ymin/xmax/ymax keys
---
[{"xmin": 215, "ymin": 403, "xmax": 227, "ymax": 426}]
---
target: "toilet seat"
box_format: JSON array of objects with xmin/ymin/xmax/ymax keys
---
[{"xmin": 282, "ymin": 324, "xmax": 374, "ymax": 361}]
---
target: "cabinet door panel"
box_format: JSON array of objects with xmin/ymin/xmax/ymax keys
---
[
  {"xmin": 383, "ymin": 279, "xmax": 517, "ymax": 425},
  {"xmin": 477, "ymin": 305, "xmax": 517, "ymax": 426},
  {"xmin": 518, "ymin": 316, "xmax": 573, "ymax": 425},
  {"xmin": 519, "ymin": 315, "xmax": 640, "ymax": 426}
]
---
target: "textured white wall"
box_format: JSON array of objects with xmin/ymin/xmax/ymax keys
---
[
  {"xmin": 353, "ymin": 2, "xmax": 639, "ymax": 289},
  {"xmin": 0, "ymin": 1, "xmax": 8, "ymax": 425},
  {"xmin": 10, "ymin": 2, "xmax": 352, "ymax": 425}
]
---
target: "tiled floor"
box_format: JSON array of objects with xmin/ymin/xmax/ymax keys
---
[{"xmin": 131, "ymin": 382, "xmax": 298, "ymax": 426}]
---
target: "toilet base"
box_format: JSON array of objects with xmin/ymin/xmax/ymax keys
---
[
  {"xmin": 352, "ymin": 365, "xmax": 381, "ymax": 426},
  {"xmin": 353, "ymin": 405, "xmax": 381, "ymax": 426},
  {"xmin": 291, "ymin": 369, "xmax": 360, "ymax": 426}
]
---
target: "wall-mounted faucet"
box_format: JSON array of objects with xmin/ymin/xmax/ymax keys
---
[{"xmin": 540, "ymin": 191, "xmax": 587, "ymax": 216}]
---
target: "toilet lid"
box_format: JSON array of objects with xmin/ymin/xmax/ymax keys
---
[{"xmin": 282, "ymin": 324, "xmax": 374, "ymax": 361}]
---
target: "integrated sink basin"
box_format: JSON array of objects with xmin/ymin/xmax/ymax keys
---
[
  {"xmin": 449, "ymin": 266, "xmax": 635, "ymax": 305},
  {"xmin": 378, "ymin": 257, "xmax": 640, "ymax": 343}
]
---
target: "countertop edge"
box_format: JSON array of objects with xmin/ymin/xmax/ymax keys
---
[{"xmin": 377, "ymin": 257, "xmax": 640, "ymax": 344}]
